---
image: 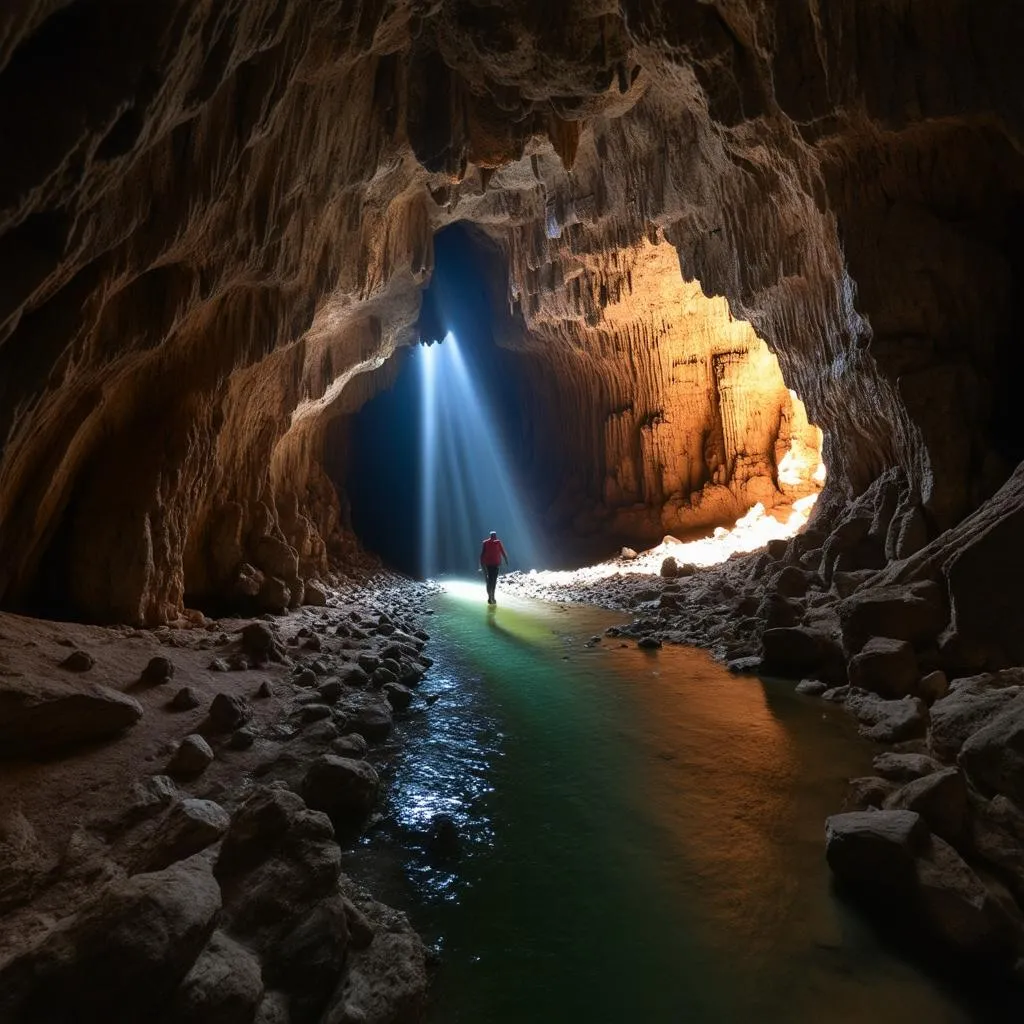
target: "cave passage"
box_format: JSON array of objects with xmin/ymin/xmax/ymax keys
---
[{"xmin": 349, "ymin": 225, "xmax": 546, "ymax": 577}]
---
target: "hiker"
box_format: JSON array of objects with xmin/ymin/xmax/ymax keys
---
[{"xmin": 479, "ymin": 531, "xmax": 509, "ymax": 605}]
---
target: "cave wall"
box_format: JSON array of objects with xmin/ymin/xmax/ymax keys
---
[{"xmin": 1, "ymin": 0, "xmax": 1022, "ymax": 622}]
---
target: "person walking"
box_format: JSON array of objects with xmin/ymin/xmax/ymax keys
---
[{"xmin": 479, "ymin": 531, "xmax": 509, "ymax": 604}]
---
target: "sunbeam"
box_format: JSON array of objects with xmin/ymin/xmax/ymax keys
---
[{"xmin": 419, "ymin": 333, "xmax": 542, "ymax": 578}]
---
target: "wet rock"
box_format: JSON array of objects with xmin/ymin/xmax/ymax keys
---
[
  {"xmin": 302, "ymin": 756, "xmax": 380, "ymax": 823},
  {"xmin": 845, "ymin": 691, "xmax": 928, "ymax": 743},
  {"xmin": 825, "ymin": 810, "xmax": 928, "ymax": 891},
  {"xmin": 230, "ymin": 727, "xmax": 256, "ymax": 750},
  {"xmin": 141, "ymin": 655, "xmax": 175, "ymax": 685},
  {"xmin": 382, "ymin": 682, "xmax": 414, "ymax": 711},
  {"xmin": 727, "ymin": 655, "xmax": 762, "ymax": 674},
  {"xmin": 758, "ymin": 593, "xmax": 802, "ymax": 629},
  {"xmin": 0, "ymin": 855, "xmax": 220, "ymax": 1022},
  {"xmin": 638, "ymin": 636, "xmax": 662, "ymax": 649},
  {"xmin": 884, "ymin": 768, "xmax": 968, "ymax": 845},
  {"xmin": 332, "ymin": 733, "xmax": 369, "ymax": 759},
  {"xmin": 795, "ymin": 678, "xmax": 828, "ymax": 696},
  {"xmin": 843, "ymin": 777, "xmax": 897, "ymax": 812},
  {"xmin": 137, "ymin": 798, "xmax": 230, "ymax": 873},
  {"xmin": 958, "ymin": 692, "xmax": 1024, "ymax": 805},
  {"xmin": 169, "ymin": 686, "xmax": 201, "ymax": 711},
  {"xmin": 0, "ymin": 677, "xmax": 143, "ymax": 757},
  {"xmin": 872, "ymin": 752, "xmax": 944, "ymax": 783},
  {"xmin": 427, "ymin": 813, "xmax": 460, "ymax": 860},
  {"xmin": 209, "ymin": 692, "xmax": 253, "ymax": 732},
  {"xmin": 166, "ymin": 930, "xmax": 263, "ymax": 1024},
  {"xmin": 847, "ymin": 637, "xmax": 919, "ymax": 698},
  {"xmin": 343, "ymin": 700, "xmax": 393, "ymax": 743},
  {"xmin": 168, "ymin": 735, "xmax": 215, "ymax": 777},
  {"xmin": 60, "ymin": 650, "xmax": 94, "ymax": 671},
  {"xmin": 914, "ymin": 835, "xmax": 1017, "ymax": 959},
  {"xmin": 928, "ymin": 679, "xmax": 1021, "ymax": 760}
]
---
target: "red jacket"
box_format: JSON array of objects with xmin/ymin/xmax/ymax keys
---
[{"xmin": 480, "ymin": 537, "xmax": 507, "ymax": 566}]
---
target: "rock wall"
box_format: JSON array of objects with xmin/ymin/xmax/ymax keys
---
[{"xmin": 1, "ymin": 0, "xmax": 1022, "ymax": 622}]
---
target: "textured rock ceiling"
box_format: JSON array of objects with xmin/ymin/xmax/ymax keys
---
[{"xmin": 1, "ymin": 0, "xmax": 1022, "ymax": 623}]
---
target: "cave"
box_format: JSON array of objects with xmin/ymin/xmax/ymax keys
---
[{"xmin": 3, "ymin": 1, "xmax": 1024, "ymax": 1020}]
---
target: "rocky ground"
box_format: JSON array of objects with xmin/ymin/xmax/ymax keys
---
[
  {"xmin": 0, "ymin": 571, "xmax": 440, "ymax": 1024},
  {"xmin": 506, "ymin": 468, "xmax": 1024, "ymax": 989}
]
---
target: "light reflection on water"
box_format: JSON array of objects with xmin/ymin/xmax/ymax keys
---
[{"xmin": 349, "ymin": 584, "xmax": 987, "ymax": 1023}]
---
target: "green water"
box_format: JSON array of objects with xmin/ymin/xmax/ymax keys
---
[{"xmin": 354, "ymin": 582, "xmax": 986, "ymax": 1023}]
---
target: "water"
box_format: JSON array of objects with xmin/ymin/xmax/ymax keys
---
[{"xmin": 350, "ymin": 584, "xmax": 986, "ymax": 1023}]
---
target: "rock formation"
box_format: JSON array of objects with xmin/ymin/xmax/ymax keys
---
[{"xmin": 2, "ymin": 0, "xmax": 1021, "ymax": 626}]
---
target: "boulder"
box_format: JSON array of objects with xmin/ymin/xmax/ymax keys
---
[
  {"xmin": 0, "ymin": 677, "xmax": 143, "ymax": 757},
  {"xmin": 0, "ymin": 856, "xmax": 220, "ymax": 1022},
  {"xmin": 169, "ymin": 686, "xmax": 201, "ymax": 711},
  {"xmin": 958, "ymin": 692, "xmax": 1024, "ymax": 805},
  {"xmin": 968, "ymin": 794, "xmax": 1024, "ymax": 902},
  {"xmin": 321, "ymin": 900, "xmax": 428, "ymax": 1024},
  {"xmin": 918, "ymin": 669, "xmax": 950, "ymax": 704},
  {"xmin": 928, "ymin": 680, "xmax": 1021, "ymax": 760},
  {"xmin": 845, "ymin": 691, "xmax": 927, "ymax": 743},
  {"xmin": 847, "ymin": 637, "xmax": 919, "ymax": 698},
  {"xmin": 795, "ymin": 678, "xmax": 828, "ymax": 696},
  {"xmin": 824, "ymin": 810, "xmax": 928, "ymax": 892},
  {"xmin": 137, "ymin": 798, "xmax": 230, "ymax": 872},
  {"xmin": 884, "ymin": 768, "xmax": 968, "ymax": 845},
  {"xmin": 303, "ymin": 755, "xmax": 380, "ymax": 823},
  {"xmin": 318, "ymin": 679, "xmax": 344, "ymax": 703},
  {"xmin": 60, "ymin": 650, "xmax": 94, "ymax": 671},
  {"xmin": 382, "ymin": 682, "xmax": 414, "ymax": 710},
  {"xmin": 230, "ymin": 727, "xmax": 255, "ymax": 750},
  {"xmin": 257, "ymin": 576, "xmax": 291, "ymax": 614},
  {"xmin": 914, "ymin": 835, "xmax": 1016, "ymax": 959},
  {"xmin": 209, "ymin": 692, "xmax": 253, "ymax": 732},
  {"xmin": 344, "ymin": 701, "xmax": 393, "ymax": 743},
  {"xmin": 166, "ymin": 930, "xmax": 264, "ymax": 1024},
  {"xmin": 842, "ymin": 777, "xmax": 897, "ymax": 812},
  {"xmin": 253, "ymin": 535, "xmax": 299, "ymax": 584},
  {"xmin": 241, "ymin": 623, "xmax": 276, "ymax": 661},
  {"xmin": 774, "ymin": 565, "xmax": 810, "ymax": 598},
  {"xmin": 234, "ymin": 563, "xmax": 264, "ymax": 600},
  {"xmin": 168, "ymin": 735, "xmax": 215, "ymax": 777},
  {"xmin": 659, "ymin": 556, "xmax": 678, "ymax": 578},
  {"xmin": 761, "ymin": 626, "xmax": 846, "ymax": 682},
  {"xmin": 872, "ymin": 752, "xmax": 944, "ymax": 783},
  {"xmin": 304, "ymin": 579, "xmax": 329, "ymax": 606},
  {"xmin": 838, "ymin": 581, "xmax": 948, "ymax": 656},
  {"xmin": 946, "ymin": 505, "xmax": 1024, "ymax": 668},
  {"xmin": 264, "ymin": 895, "xmax": 349, "ymax": 1014},
  {"xmin": 141, "ymin": 656, "xmax": 175, "ymax": 685},
  {"xmin": 332, "ymin": 733, "xmax": 369, "ymax": 759}
]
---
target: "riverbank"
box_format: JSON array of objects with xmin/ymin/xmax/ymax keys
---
[{"xmin": 0, "ymin": 571, "xmax": 440, "ymax": 1023}]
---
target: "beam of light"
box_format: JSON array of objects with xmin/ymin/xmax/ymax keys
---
[{"xmin": 418, "ymin": 332, "xmax": 543, "ymax": 578}]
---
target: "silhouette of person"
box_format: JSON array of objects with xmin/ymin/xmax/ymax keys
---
[{"xmin": 479, "ymin": 531, "xmax": 509, "ymax": 605}]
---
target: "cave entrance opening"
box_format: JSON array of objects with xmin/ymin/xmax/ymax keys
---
[{"xmin": 342, "ymin": 223, "xmax": 827, "ymax": 581}]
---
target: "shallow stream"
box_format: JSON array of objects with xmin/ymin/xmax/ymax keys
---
[{"xmin": 349, "ymin": 581, "xmax": 989, "ymax": 1022}]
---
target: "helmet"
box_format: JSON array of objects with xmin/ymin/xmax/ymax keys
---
[{"xmin": 489, "ymin": 531, "xmax": 497, "ymax": 538}]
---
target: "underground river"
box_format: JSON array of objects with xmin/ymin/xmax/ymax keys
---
[{"xmin": 347, "ymin": 582, "xmax": 984, "ymax": 1022}]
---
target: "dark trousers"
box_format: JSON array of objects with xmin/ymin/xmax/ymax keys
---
[{"xmin": 483, "ymin": 565, "xmax": 499, "ymax": 601}]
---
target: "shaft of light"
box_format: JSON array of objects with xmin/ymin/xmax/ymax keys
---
[{"xmin": 419, "ymin": 332, "xmax": 542, "ymax": 577}]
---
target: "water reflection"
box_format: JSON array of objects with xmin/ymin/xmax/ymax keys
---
[{"xmin": 353, "ymin": 591, "xmax": 985, "ymax": 1023}]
